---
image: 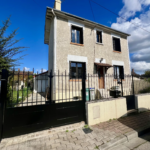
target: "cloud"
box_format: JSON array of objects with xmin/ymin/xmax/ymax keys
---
[
  {"xmin": 118, "ymin": 0, "xmax": 150, "ymax": 22},
  {"xmin": 111, "ymin": 1, "xmax": 150, "ymax": 74},
  {"xmin": 24, "ymin": 67, "xmax": 30, "ymax": 71},
  {"xmin": 42, "ymin": 69, "xmax": 47, "ymax": 72},
  {"xmin": 36, "ymin": 69, "xmax": 47, "ymax": 73},
  {"xmin": 131, "ymin": 48, "xmax": 150, "ymax": 62},
  {"xmin": 131, "ymin": 61, "xmax": 150, "ymax": 74}
]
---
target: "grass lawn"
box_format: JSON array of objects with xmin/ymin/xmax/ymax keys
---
[{"xmin": 8, "ymin": 87, "xmax": 32, "ymax": 107}]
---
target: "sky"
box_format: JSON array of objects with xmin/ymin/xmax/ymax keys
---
[{"xmin": 0, "ymin": 0, "xmax": 150, "ymax": 74}]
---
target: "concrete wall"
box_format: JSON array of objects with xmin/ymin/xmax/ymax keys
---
[
  {"xmin": 135, "ymin": 94, "xmax": 150, "ymax": 112},
  {"xmin": 86, "ymin": 97, "xmax": 127, "ymax": 126},
  {"xmin": 55, "ymin": 17, "xmax": 130, "ymax": 75},
  {"xmin": 134, "ymin": 80, "xmax": 150, "ymax": 94}
]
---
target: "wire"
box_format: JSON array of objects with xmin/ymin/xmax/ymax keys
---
[
  {"xmin": 90, "ymin": 0, "xmax": 150, "ymax": 34},
  {"xmin": 89, "ymin": 0, "xmax": 96, "ymax": 21}
]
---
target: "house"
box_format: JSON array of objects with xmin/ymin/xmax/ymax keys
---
[{"xmin": 44, "ymin": 0, "xmax": 131, "ymax": 99}]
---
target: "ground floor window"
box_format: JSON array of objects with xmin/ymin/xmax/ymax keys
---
[
  {"xmin": 114, "ymin": 66, "xmax": 124, "ymax": 79},
  {"xmin": 70, "ymin": 62, "xmax": 85, "ymax": 79}
]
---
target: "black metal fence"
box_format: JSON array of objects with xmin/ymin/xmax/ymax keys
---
[{"xmin": 4, "ymin": 68, "xmax": 150, "ymax": 108}]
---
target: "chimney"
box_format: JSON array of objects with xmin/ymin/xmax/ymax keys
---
[{"xmin": 54, "ymin": 0, "xmax": 61, "ymax": 10}]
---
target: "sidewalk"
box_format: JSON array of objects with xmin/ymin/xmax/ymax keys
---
[{"xmin": 1, "ymin": 111, "xmax": 150, "ymax": 150}]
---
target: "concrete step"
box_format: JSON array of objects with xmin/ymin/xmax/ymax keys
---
[
  {"xmin": 100, "ymin": 125, "xmax": 150, "ymax": 150},
  {"xmin": 107, "ymin": 132, "xmax": 150, "ymax": 150}
]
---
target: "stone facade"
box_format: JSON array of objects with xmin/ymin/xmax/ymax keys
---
[
  {"xmin": 46, "ymin": 12, "xmax": 131, "ymax": 99},
  {"xmin": 55, "ymin": 16, "xmax": 130, "ymax": 75}
]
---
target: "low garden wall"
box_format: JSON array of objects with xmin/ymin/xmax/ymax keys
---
[
  {"xmin": 86, "ymin": 97, "xmax": 127, "ymax": 126},
  {"xmin": 135, "ymin": 93, "xmax": 150, "ymax": 112}
]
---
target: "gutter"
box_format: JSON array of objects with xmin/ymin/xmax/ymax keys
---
[{"xmin": 47, "ymin": 7, "xmax": 130, "ymax": 37}]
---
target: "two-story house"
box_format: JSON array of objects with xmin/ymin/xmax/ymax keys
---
[{"xmin": 44, "ymin": 0, "xmax": 130, "ymax": 99}]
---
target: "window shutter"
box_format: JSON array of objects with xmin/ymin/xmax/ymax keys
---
[
  {"xmin": 71, "ymin": 28, "xmax": 75, "ymax": 43},
  {"xmin": 119, "ymin": 39, "xmax": 121, "ymax": 52},
  {"xmin": 81, "ymin": 28, "xmax": 83, "ymax": 44},
  {"xmin": 120, "ymin": 66, "xmax": 124, "ymax": 79},
  {"xmin": 69, "ymin": 61, "xmax": 72, "ymax": 79},
  {"xmin": 113, "ymin": 38, "xmax": 115, "ymax": 50},
  {"xmin": 96, "ymin": 31, "xmax": 98, "ymax": 42},
  {"xmin": 114, "ymin": 66, "xmax": 116, "ymax": 79},
  {"xmin": 100, "ymin": 32, "xmax": 102, "ymax": 43}
]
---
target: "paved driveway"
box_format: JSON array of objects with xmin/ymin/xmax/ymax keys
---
[{"xmin": 1, "ymin": 111, "xmax": 150, "ymax": 150}]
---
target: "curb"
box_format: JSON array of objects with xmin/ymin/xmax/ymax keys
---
[
  {"xmin": 99, "ymin": 125, "xmax": 150, "ymax": 150},
  {"xmin": 1, "ymin": 121, "xmax": 85, "ymax": 146}
]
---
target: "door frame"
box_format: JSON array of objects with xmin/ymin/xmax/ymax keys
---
[{"xmin": 98, "ymin": 67, "xmax": 105, "ymax": 89}]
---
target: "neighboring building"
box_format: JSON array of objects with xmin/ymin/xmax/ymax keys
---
[
  {"xmin": 34, "ymin": 71, "xmax": 48, "ymax": 93},
  {"xmin": 9, "ymin": 69, "xmax": 33, "ymax": 90},
  {"xmin": 44, "ymin": 0, "xmax": 131, "ymax": 99}
]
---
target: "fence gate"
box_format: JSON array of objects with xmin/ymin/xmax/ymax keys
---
[
  {"xmin": 121, "ymin": 74, "xmax": 136, "ymax": 110},
  {"xmin": 0, "ymin": 69, "xmax": 86, "ymax": 139}
]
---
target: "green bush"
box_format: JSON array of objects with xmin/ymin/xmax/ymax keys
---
[
  {"xmin": 139, "ymin": 87, "xmax": 150, "ymax": 94},
  {"xmin": 7, "ymin": 87, "xmax": 32, "ymax": 107}
]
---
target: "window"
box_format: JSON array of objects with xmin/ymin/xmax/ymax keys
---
[
  {"xmin": 114, "ymin": 66, "xmax": 124, "ymax": 79},
  {"xmin": 113, "ymin": 37, "xmax": 121, "ymax": 52},
  {"xmin": 96, "ymin": 31, "xmax": 102, "ymax": 43},
  {"xmin": 70, "ymin": 62, "xmax": 85, "ymax": 79},
  {"xmin": 71, "ymin": 26, "xmax": 83, "ymax": 44}
]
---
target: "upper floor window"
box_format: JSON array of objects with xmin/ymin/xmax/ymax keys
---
[
  {"xmin": 113, "ymin": 37, "xmax": 121, "ymax": 52},
  {"xmin": 71, "ymin": 26, "xmax": 83, "ymax": 44},
  {"xmin": 114, "ymin": 65, "xmax": 124, "ymax": 79},
  {"xmin": 96, "ymin": 31, "xmax": 102, "ymax": 43}
]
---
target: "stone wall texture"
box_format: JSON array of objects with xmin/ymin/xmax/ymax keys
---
[{"xmin": 55, "ymin": 17, "xmax": 130, "ymax": 75}]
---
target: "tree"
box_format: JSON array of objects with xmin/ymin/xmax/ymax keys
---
[
  {"xmin": 0, "ymin": 17, "xmax": 26, "ymax": 72},
  {"xmin": 145, "ymin": 70, "xmax": 150, "ymax": 76}
]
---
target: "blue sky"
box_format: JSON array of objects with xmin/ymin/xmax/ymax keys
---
[{"xmin": 0, "ymin": 0, "xmax": 150, "ymax": 74}]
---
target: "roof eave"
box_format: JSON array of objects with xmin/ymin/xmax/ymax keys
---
[
  {"xmin": 46, "ymin": 7, "xmax": 130, "ymax": 37},
  {"xmin": 44, "ymin": 7, "xmax": 54, "ymax": 44}
]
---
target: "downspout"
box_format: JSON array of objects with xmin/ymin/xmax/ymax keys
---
[
  {"xmin": 52, "ymin": 9, "xmax": 57, "ymax": 100},
  {"xmin": 52, "ymin": 9, "xmax": 57, "ymax": 73}
]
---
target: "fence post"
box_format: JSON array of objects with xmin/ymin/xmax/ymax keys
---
[
  {"xmin": 49, "ymin": 70, "xmax": 52, "ymax": 104},
  {"xmin": 121, "ymin": 77, "xmax": 123, "ymax": 97},
  {"xmin": 0, "ymin": 69, "xmax": 8, "ymax": 142},
  {"xmin": 132, "ymin": 70, "xmax": 135, "ymax": 95},
  {"xmin": 82, "ymin": 69, "xmax": 86, "ymax": 124}
]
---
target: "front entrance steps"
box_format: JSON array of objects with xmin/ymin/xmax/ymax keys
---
[{"xmin": 97, "ymin": 89, "xmax": 112, "ymax": 99}]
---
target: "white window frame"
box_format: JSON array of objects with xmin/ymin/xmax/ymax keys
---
[
  {"xmin": 71, "ymin": 25, "xmax": 83, "ymax": 44},
  {"xmin": 111, "ymin": 34, "xmax": 121, "ymax": 52},
  {"xmin": 94, "ymin": 28, "xmax": 103, "ymax": 45}
]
